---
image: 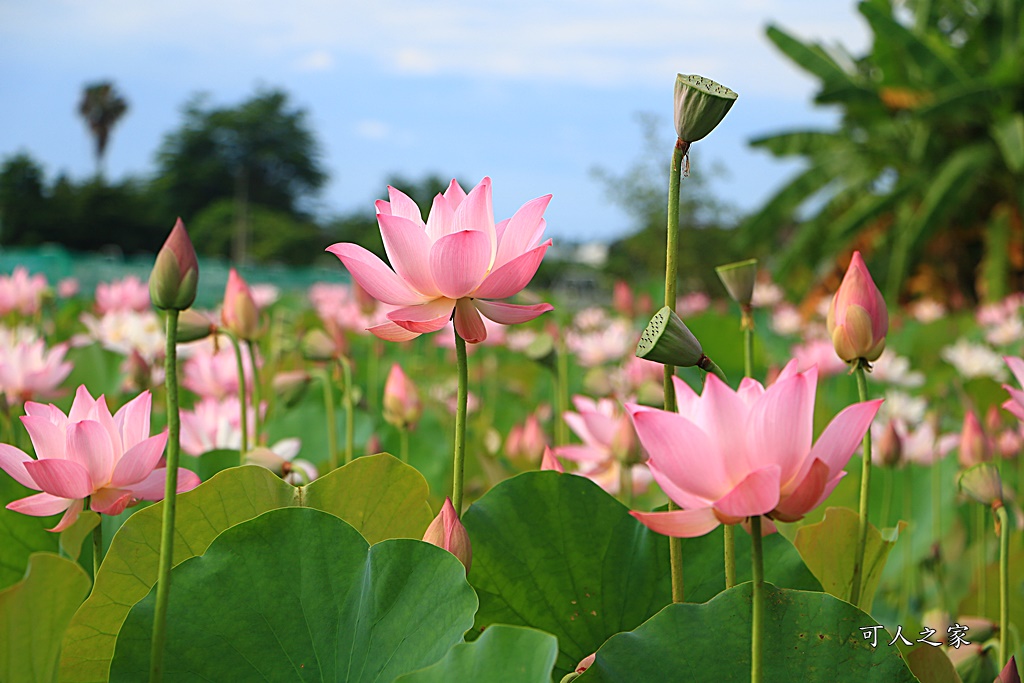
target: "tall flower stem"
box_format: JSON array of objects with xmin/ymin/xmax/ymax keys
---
[
  {"xmin": 321, "ymin": 368, "xmax": 338, "ymax": 471},
  {"xmin": 92, "ymin": 517, "xmax": 103, "ymax": 578},
  {"xmin": 367, "ymin": 338, "xmax": 381, "ymax": 415},
  {"xmin": 995, "ymin": 504, "xmax": 1009, "ymax": 662},
  {"xmin": 224, "ymin": 331, "xmax": 249, "ymax": 462},
  {"xmin": 663, "ymin": 138, "xmax": 688, "ymax": 604},
  {"xmin": 750, "ymin": 515, "xmax": 765, "ymax": 683},
  {"xmin": 150, "ymin": 309, "xmax": 181, "ymax": 683},
  {"xmin": 555, "ymin": 336, "xmax": 569, "ymax": 447},
  {"xmin": 725, "ymin": 310, "xmax": 755, "ymax": 591},
  {"xmin": 399, "ymin": 427, "xmax": 409, "ymax": 464},
  {"xmin": 245, "ymin": 340, "xmax": 262, "ymax": 446},
  {"xmin": 849, "ymin": 359, "xmax": 873, "ymax": 607},
  {"xmin": 339, "ymin": 356, "xmax": 355, "ymax": 466},
  {"xmin": 977, "ymin": 504, "xmax": 988, "ymax": 616},
  {"xmin": 453, "ymin": 328, "xmax": 469, "ymax": 516},
  {"xmin": 619, "ymin": 465, "xmax": 633, "ymax": 507}
]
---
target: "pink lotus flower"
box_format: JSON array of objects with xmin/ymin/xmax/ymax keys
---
[
  {"xmin": 181, "ymin": 337, "xmax": 254, "ymax": 401},
  {"xmin": 826, "ymin": 251, "xmax": 888, "ymax": 362},
  {"xmin": 179, "ymin": 396, "xmax": 261, "ymax": 456},
  {"xmin": 0, "ymin": 267, "xmax": 48, "ymax": 317},
  {"xmin": 57, "ymin": 278, "xmax": 80, "ymax": 299},
  {"xmin": 327, "ymin": 177, "xmax": 554, "ymax": 343},
  {"xmin": 628, "ymin": 361, "xmax": 882, "ymax": 537},
  {"xmin": 555, "ymin": 396, "xmax": 651, "ymax": 495},
  {"xmin": 1002, "ymin": 356, "xmax": 1024, "ymax": 422},
  {"xmin": 0, "ymin": 386, "xmax": 200, "ymax": 531},
  {"xmin": 95, "ymin": 275, "xmax": 152, "ymax": 314},
  {"xmin": 0, "ymin": 338, "xmax": 72, "ymax": 403}
]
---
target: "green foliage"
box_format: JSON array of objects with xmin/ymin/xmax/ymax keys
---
[
  {"xmin": 108, "ymin": 508, "xmax": 477, "ymax": 682},
  {"xmin": 395, "ymin": 625, "xmax": 560, "ymax": 683},
  {"xmin": 188, "ymin": 199, "xmax": 324, "ymax": 264},
  {"xmin": 742, "ymin": 0, "xmax": 1024, "ymax": 302},
  {"xmin": 0, "ymin": 473, "xmax": 60, "ymax": 591},
  {"xmin": 576, "ymin": 582, "xmax": 919, "ymax": 682}
]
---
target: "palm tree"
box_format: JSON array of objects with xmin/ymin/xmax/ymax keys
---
[
  {"xmin": 740, "ymin": 0, "xmax": 1024, "ymax": 304},
  {"xmin": 78, "ymin": 81, "xmax": 129, "ymax": 179}
]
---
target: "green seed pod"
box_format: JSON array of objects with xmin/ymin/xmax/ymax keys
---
[
  {"xmin": 715, "ymin": 258, "xmax": 758, "ymax": 307},
  {"xmin": 636, "ymin": 306, "xmax": 704, "ymax": 367},
  {"xmin": 674, "ymin": 74, "xmax": 738, "ymax": 143}
]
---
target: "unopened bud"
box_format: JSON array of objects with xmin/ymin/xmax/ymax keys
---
[
  {"xmin": 177, "ymin": 309, "xmax": 217, "ymax": 343},
  {"xmin": 383, "ymin": 364, "xmax": 422, "ymax": 430},
  {"xmin": 540, "ymin": 446, "xmax": 564, "ymax": 473},
  {"xmin": 826, "ymin": 251, "xmax": 888, "ymax": 363},
  {"xmin": 958, "ymin": 463, "xmax": 1003, "ymax": 506},
  {"xmin": 222, "ymin": 269, "xmax": 260, "ymax": 340},
  {"xmin": 149, "ymin": 218, "xmax": 199, "ymax": 311},
  {"xmin": 272, "ymin": 370, "xmax": 312, "ymax": 409},
  {"xmin": 302, "ymin": 329, "xmax": 337, "ymax": 361},
  {"xmin": 422, "ymin": 497, "xmax": 471, "ymax": 573}
]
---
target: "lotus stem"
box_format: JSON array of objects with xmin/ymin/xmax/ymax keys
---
[
  {"xmin": 321, "ymin": 367, "xmax": 338, "ymax": 472},
  {"xmin": 150, "ymin": 309, "xmax": 181, "ymax": 683},
  {"xmin": 453, "ymin": 328, "xmax": 469, "ymax": 517},
  {"xmin": 368, "ymin": 338, "xmax": 381, "ymax": 415},
  {"xmin": 750, "ymin": 515, "xmax": 764, "ymax": 683},
  {"xmin": 977, "ymin": 504, "xmax": 988, "ymax": 617},
  {"xmin": 399, "ymin": 427, "xmax": 409, "ymax": 464},
  {"xmin": 849, "ymin": 359, "xmax": 873, "ymax": 607},
  {"xmin": 224, "ymin": 331, "xmax": 249, "ymax": 461},
  {"xmin": 245, "ymin": 340, "xmax": 262, "ymax": 446},
  {"xmin": 555, "ymin": 335, "xmax": 569, "ymax": 447},
  {"xmin": 339, "ymin": 355, "xmax": 355, "ymax": 466},
  {"xmin": 996, "ymin": 504, "xmax": 1009, "ymax": 662},
  {"xmin": 620, "ymin": 464, "xmax": 633, "ymax": 508},
  {"xmin": 92, "ymin": 516, "xmax": 102, "ymax": 579}
]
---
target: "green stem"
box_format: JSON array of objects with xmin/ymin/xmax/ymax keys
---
[
  {"xmin": 996, "ymin": 505, "xmax": 1009, "ymax": 662},
  {"xmin": 322, "ymin": 368, "xmax": 338, "ymax": 471},
  {"xmin": 399, "ymin": 427, "xmax": 409, "ymax": 464},
  {"xmin": 555, "ymin": 336, "xmax": 569, "ymax": 447},
  {"xmin": 619, "ymin": 464, "xmax": 633, "ymax": 507},
  {"xmin": 92, "ymin": 516, "xmax": 103, "ymax": 579},
  {"xmin": 750, "ymin": 515, "xmax": 764, "ymax": 683},
  {"xmin": 931, "ymin": 460, "xmax": 942, "ymax": 543},
  {"xmin": 742, "ymin": 309, "xmax": 754, "ymax": 379},
  {"xmin": 977, "ymin": 504, "xmax": 988, "ymax": 617},
  {"xmin": 368, "ymin": 338, "xmax": 381, "ymax": 415},
  {"xmin": 698, "ymin": 356, "xmax": 729, "ymax": 385},
  {"xmin": 453, "ymin": 328, "xmax": 468, "ymax": 517},
  {"xmin": 225, "ymin": 332, "xmax": 249, "ymax": 461},
  {"xmin": 724, "ymin": 525, "xmax": 737, "ymax": 589},
  {"xmin": 339, "ymin": 356, "xmax": 354, "ymax": 465},
  {"xmin": 899, "ymin": 468, "xmax": 912, "ymax": 622},
  {"xmin": 727, "ymin": 315, "xmax": 755, "ymax": 590},
  {"xmin": 880, "ymin": 466, "xmax": 892, "ymax": 528},
  {"xmin": 849, "ymin": 360, "xmax": 873, "ymax": 607},
  {"xmin": 663, "ymin": 139, "xmax": 687, "ymax": 604},
  {"xmin": 245, "ymin": 340, "xmax": 262, "ymax": 446},
  {"xmin": 150, "ymin": 309, "xmax": 181, "ymax": 683}
]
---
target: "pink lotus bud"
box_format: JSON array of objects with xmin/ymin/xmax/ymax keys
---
[
  {"xmin": 422, "ymin": 497, "xmax": 471, "ymax": 573},
  {"xmin": 364, "ymin": 433, "xmax": 382, "ymax": 455},
  {"xmin": 876, "ymin": 420, "xmax": 903, "ymax": 468},
  {"xmin": 221, "ymin": 269, "xmax": 260, "ymax": 340},
  {"xmin": 612, "ymin": 280, "xmax": 634, "ymax": 318},
  {"xmin": 505, "ymin": 414, "xmax": 547, "ymax": 462},
  {"xmin": 149, "ymin": 218, "xmax": 199, "ymax": 311},
  {"xmin": 177, "ymin": 309, "xmax": 218, "ymax": 343},
  {"xmin": 540, "ymin": 446, "xmax": 564, "ymax": 473},
  {"xmin": 826, "ymin": 251, "xmax": 888, "ymax": 362},
  {"xmin": 997, "ymin": 656, "xmax": 1020, "ymax": 683},
  {"xmin": 959, "ymin": 410, "xmax": 991, "ymax": 468},
  {"xmin": 576, "ymin": 653, "xmax": 596, "ymax": 673},
  {"xmin": 383, "ymin": 364, "xmax": 421, "ymax": 430}
]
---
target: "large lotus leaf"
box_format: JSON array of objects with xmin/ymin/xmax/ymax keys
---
[
  {"xmin": 0, "ymin": 472, "xmax": 59, "ymax": 590},
  {"xmin": 0, "ymin": 553, "xmax": 91, "ymax": 683},
  {"xmin": 395, "ymin": 625, "xmax": 559, "ymax": 683},
  {"xmin": 794, "ymin": 506, "xmax": 904, "ymax": 611},
  {"xmin": 577, "ymin": 582, "xmax": 919, "ymax": 682},
  {"xmin": 59, "ymin": 512, "xmax": 100, "ymax": 564},
  {"xmin": 60, "ymin": 454, "xmax": 432, "ymax": 682},
  {"xmin": 109, "ymin": 507, "xmax": 477, "ymax": 681}
]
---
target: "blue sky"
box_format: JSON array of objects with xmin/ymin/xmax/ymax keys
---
[{"xmin": 0, "ymin": 0, "xmax": 870, "ymax": 243}]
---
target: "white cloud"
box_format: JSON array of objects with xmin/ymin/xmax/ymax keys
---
[
  {"xmin": 353, "ymin": 119, "xmax": 391, "ymax": 140},
  {"xmin": 294, "ymin": 50, "xmax": 334, "ymax": 72}
]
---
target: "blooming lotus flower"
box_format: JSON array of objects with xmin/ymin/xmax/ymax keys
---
[
  {"xmin": 0, "ymin": 386, "xmax": 200, "ymax": 531},
  {"xmin": 222, "ymin": 268, "xmax": 260, "ymax": 340},
  {"xmin": 0, "ymin": 338, "xmax": 72, "ymax": 403},
  {"xmin": 628, "ymin": 361, "xmax": 882, "ymax": 537},
  {"xmin": 95, "ymin": 275, "xmax": 152, "ymax": 314},
  {"xmin": 422, "ymin": 497, "xmax": 471, "ymax": 572},
  {"xmin": 826, "ymin": 251, "xmax": 888, "ymax": 363},
  {"xmin": 327, "ymin": 177, "xmax": 554, "ymax": 344},
  {"xmin": 555, "ymin": 396, "xmax": 651, "ymax": 495},
  {"xmin": 179, "ymin": 395, "xmax": 261, "ymax": 456},
  {"xmin": 181, "ymin": 337, "xmax": 254, "ymax": 401},
  {"xmin": 0, "ymin": 267, "xmax": 48, "ymax": 317},
  {"xmin": 1002, "ymin": 356, "xmax": 1024, "ymax": 422}
]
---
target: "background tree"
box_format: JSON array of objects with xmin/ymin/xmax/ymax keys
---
[
  {"xmin": 0, "ymin": 153, "xmax": 49, "ymax": 244},
  {"xmin": 78, "ymin": 81, "xmax": 128, "ymax": 179},
  {"xmin": 740, "ymin": 0, "xmax": 1024, "ymax": 303},
  {"xmin": 154, "ymin": 89, "xmax": 327, "ymax": 263}
]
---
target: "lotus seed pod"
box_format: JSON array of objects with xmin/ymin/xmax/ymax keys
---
[
  {"xmin": 715, "ymin": 258, "xmax": 758, "ymax": 307},
  {"xmin": 674, "ymin": 74, "xmax": 738, "ymax": 143},
  {"xmin": 301, "ymin": 329, "xmax": 337, "ymax": 361},
  {"xmin": 958, "ymin": 463, "xmax": 1003, "ymax": 506},
  {"xmin": 636, "ymin": 306, "xmax": 704, "ymax": 367}
]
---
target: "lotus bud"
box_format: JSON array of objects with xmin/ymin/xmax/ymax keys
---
[
  {"xmin": 826, "ymin": 251, "xmax": 888, "ymax": 363},
  {"xmin": 876, "ymin": 420, "xmax": 903, "ymax": 468},
  {"xmin": 673, "ymin": 74, "xmax": 738, "ymax": 143},
  {"xmin": 222, "ymin": 269, "xmax": 260, "ymax": 341},
  {"xmin": 177, "ymin": 309, "xmax": 218, "ymax": 343},
  {"xmin": 272, "ymin": 370, "xmax": 312, "ymax": 409},
  {"xmin": 612, "ymin": 280, "xmax": 634, "ymax": 318},
  {"xmin": 382, "ymin": 364, "xmax": 421, "ymax": 430},
  {"xmin": 997, "ymin": 656, "xmax": 1020, "ymax": 683},
  {"xmin": 422, "ymin": 497, "xmax": 471, "ymax": 573},
  {"xmin": 715, "ymin": 258, "xmax": 758, "ymax": 308},
  {"xmin": 958, "ymin": 463, "xmax": 1003, "ymax": 507},
  {"xmin": 302, "ymin": 329, "xmax": 337, "ymax": 361},
  {"xmin": 636, "ymin": 292, "xmax": 653, "ymax": 316},
  {"xmin": 505, "ymin": 414, "xmax": 547, "ymax": 462},
  {"xmin": 364, "ymin": 433, "xmax": 382, "ymax": 456},
  {"xmin": 636, "ymin": 306, "xmax": 703, "ymax": 367},
  {"xmin": 958, "ymin": 410, "xmax": 991, "ymax": 468},
  {"xmin": 149, "ymin": 218, "xmax": 199, "ymax": 311},
  {"xmin": 540, "ymin": 446, "xmax": 564, "ymax": 473}
]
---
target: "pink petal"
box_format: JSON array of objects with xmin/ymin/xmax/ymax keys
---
[
  {"xmin": 20, "ymin": 415, "xmax": 65, "ymax": 460},
  {"xmin": 109, "ymin": 432, "xmax": 168, "ymax": 488},
  {"xmin": 747, "ymin": 368, "xmax": 816, "ymax": 484},
  {"xmin": 67, "ymin": 385, "xmax": 97, "ymax": 423},
  {"xmin": 493, "ymin": 194, "xmax": 551, "ymax": 270},
  {"xmin": 540, "ymin": 447, "xmax": 564, "ymax": 473},
  {"xmin": 630, "ymin": 507, "xmax": 721, "ymax": 538},
  {"xmin": 388, "ymin": 299, "xmax": 456, "ymax": 334},
  {"xmin": 670, "ymin": 376, "xmax": 701, "ymax": 418},
  {"xmin": 367, "ymin": 321, "xmax": 422, "ymax": 342},
  {"xmin": 386, "ymin": 186, "xmax": 425, "ymax": 225},
  {"xmin": 631, "ymin": 410, "xmax": 729, "ymax": 505},
  {"xmin": 129, "ymin": 467, "xmax": 201, "ymax": 500},
  {"xmin": 429, "ymin": 231, "xmax": 491, "ymax": 299},
  {"xmin": 24, "ymin": 458, "xmax": 94, "ymax": 499},
  {"xmin": 452, "ymin": 177, "xmax": 495, "ymax": 265},
  {"xmin": 113, "ymin": 390, "xmax": 152, "ymax": 453},
  {"xmin": 66, "ymin": 420, "xmax": 115, "ymax": 488},
  {"xmin": 377, "ymin": 213, "xmax": 440, "ymax": 297},
  {"xmin": 474, "ymin": 300, "xmax": 554, "ymax": 325},
  {"xmin": 90, "ymin": 488, "xmax": 133, "ymax": 516},
  {"xmin": 0, "ymin": 444, "xmax": 39, "ymax": 489},
  {"xmin": 1004, "ymin": 397, "xmax": 1024, "ymax": 421},
  {"xmin": 1005, "ymin": 356, "xmax": 1024, "ymax": 388},
  {"xmin": 325, "ymin": 243, "xmax": 427, "ymax": 306},
  {"xmin": 807, "ymin": 398, "xmax": 883, "ymax": 475},
  {"xmin": 713, "ymin": 465, "xmax": 781, "ymax": 519},
  {"xmin": 554, "ymin": 444, "xmax": 608, "ymax": 464},
  {"xmin": 690, "ymin": 375, "xmax": 753, "ymax": 484},
  {"xmin": 24, "ymin": 401, "xmax": 66, "ymax": 427},
  {"xmin": 49, "ymin": 499, "xmax": 84, "ymax": 532},
  {"xmin": 810, "ymin": 472, "xmax": 847, "ymax": 511},
  {"xmin": 473, "ymin": 240, "xmax": 552, "ymax": 300},
  {"xmin": 6, "ymin": 491, "xmax": 72, "ymax": 517},
  {"xmin": 773, "ymin": 359, "xmax": 802, "ymax": 384},
  {"xmin": 773, "ymin": 458, "xmax": 830, "ymax": 522},
  {"xmin": 93, "ymin": 396, "xmax": 124, "ymax": 460},
  {"xmin": 443, "ymin": 179, "xmax": 467, "ymax": 209},
  {"xmin": 425, "ymin": 193, "xmax": 457, "ymax": 242},
  {"xmin": 454, "ymin": 298, "xmax": 487, "ymax": 343}
]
